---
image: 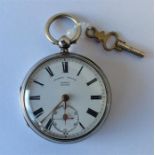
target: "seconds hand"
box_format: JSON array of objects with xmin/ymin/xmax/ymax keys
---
[{"xmin": 40, "ymin": 94, "xmax": 69, "ymax": 124}]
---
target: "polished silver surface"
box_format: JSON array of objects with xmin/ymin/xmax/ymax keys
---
[
  {"xmin": 45, "ymin": 13, "xmax": 81, "ymax": 46},
  {"xmin": 20, "ymin": 52, "xmax": 112, "ymax": 143}
]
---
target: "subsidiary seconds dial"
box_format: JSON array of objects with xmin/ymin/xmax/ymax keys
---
[{"xmin": 20, "ymin": 53, "xmax": 111, "ymax": 142}]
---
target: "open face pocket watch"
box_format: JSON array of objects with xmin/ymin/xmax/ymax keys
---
[{"xmin": 20, "ymin": 13, "xmax": 112, "ymax": 143}]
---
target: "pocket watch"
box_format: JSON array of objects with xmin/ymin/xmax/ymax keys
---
[{"xmin": 20, "ymin": 13, "xmax": 112, "ymax": 143}]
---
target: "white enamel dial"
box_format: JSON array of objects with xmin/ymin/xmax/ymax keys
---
[{"xmin": 21, "ymin": 53, "xmax": 111, "ymax": 142}]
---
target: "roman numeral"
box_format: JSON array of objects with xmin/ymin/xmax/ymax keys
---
[
  {"xmin": 45, "ymin": 119, "xmax": 53, "ymax": 130},
  {"xmin": 33, "ymin": 108, "xmax": 43, "ymax": 118},
  {"xmin": 87, "ymin": 108, "xmax": 98, "ymax": 118},
  {"xmin": 77, "ymin": 66, "xmax": 83, "ymax": 76},
  {"xmin": 30, "ymin": 96, "xmax": 40, "ymax": 100},
  {"xmin": 91, "ymin": 95, "xmax": 102, "ymax": 100},
  {"xmin": 87, "ymin": 78, "xmax": 97, "ymax": 86},
  {"xmin": 33, "ymin": 80, "xmax": 44, "ymax": 86},
  {"xmin": 79, "ymin": 122, "xmax": 85, "ymax": 129},
  {"xmin": 62, "ymin": 62, "xmax": 68, "ymax": 73},
  {"xmin": 45, "ymin": 66, "xmax": 54, "ymax": 77}
]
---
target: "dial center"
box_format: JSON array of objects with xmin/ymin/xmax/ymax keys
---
[
  {"xmin": 63, "ymin": 113, "xmax": 68, "ymax": 121},
  {"xmin": 62, "ymin": 94, "xmax": 70, "ymax": 102}
]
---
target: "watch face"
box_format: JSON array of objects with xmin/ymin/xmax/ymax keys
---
[{"xmin": 20, "ymin": 52, "xmax": 111, "ymax": 142}]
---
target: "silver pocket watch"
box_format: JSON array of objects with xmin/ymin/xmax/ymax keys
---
[{"xmin": 20, "ymin": 13, "xmax": 112, "ymax": 143}]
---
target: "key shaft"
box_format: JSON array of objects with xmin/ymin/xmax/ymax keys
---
[{"xmin": 116, "ymin": 40, "xmax": 144, "ymax": 57}]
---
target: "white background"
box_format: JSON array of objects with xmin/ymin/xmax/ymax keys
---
[{"xmin": 0, "ymin": 0, "xmax": 153, "ymax": 155}]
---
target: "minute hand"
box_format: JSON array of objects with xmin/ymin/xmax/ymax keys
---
[
  {"xmin": 40, "ymin": 99, "xmax": 64, "ymax": 123},
  {"xmin": 40, "ymin": 94, "xmax": 70, "ymax": 123}
]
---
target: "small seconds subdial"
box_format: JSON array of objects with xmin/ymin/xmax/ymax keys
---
[{"xmin": 52, "ymin": 105, "xmax": 79, "ymax": 135}]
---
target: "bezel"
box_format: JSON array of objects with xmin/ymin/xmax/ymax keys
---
[{"xmin": 20, "ymin": 52, "xmax": 112, "ymax": 143}]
